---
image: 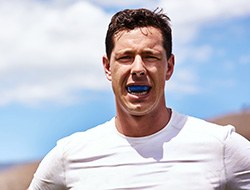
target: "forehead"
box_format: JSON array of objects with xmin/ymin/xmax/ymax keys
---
[{"xmin": 113, "ymin": 27, "xmax": 163, "ymax": 49}]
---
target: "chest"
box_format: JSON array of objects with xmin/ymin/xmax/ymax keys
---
[{"xmin": 64, "ymin": 141, "xmax": 226, "ymax": 190}]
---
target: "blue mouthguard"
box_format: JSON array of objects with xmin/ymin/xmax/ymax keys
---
[{"xmin": 127, "ymin": 86, "xmax": 150, "ymax": 92}]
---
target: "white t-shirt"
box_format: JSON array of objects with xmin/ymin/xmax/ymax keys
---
[{"xmin": 29, "ymin": 110, "xmax": 250, "ymax": 190}]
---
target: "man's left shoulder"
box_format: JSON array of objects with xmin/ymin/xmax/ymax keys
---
[{"xmin": 185, "ymin": 115, "xmax": 235, "ymax": 142}]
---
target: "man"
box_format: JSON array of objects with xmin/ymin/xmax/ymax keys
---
[{"xmin": 28, "ymin": 8, "xmax": 250, "ymax": 189}]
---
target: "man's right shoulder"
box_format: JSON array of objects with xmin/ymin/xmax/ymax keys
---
[{"xmin": 56, "ymin": 118, "xmax": 115, "ymax": 151}]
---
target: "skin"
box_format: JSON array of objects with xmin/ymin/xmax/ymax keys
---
[{"xmin": 103, "ymin": 27, "xmax": 175, "ymax": 137}]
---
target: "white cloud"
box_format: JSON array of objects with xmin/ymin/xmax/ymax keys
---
[
  {"xmin": 167, "ymin": 69, "xmax": 200, "ymax": 95},
  {"xmin": 159, "ymin": 0, "xmax": 250, "ymax": 96},
  {"xmin": 0, "ymin": 0, "xmax": 110, "ymax": 106},
  {"xmin": 239, "ymin": 54, "xmax": 250, "ymax": 65},
  {"xmin": 0, "ymin": 0, "xmax": 249, "ymax": 106},
  {"xmin": 159, "ymin": 0, "xmax": 250, "ymax": 44},
  {"xmin": 90, "ymin": 0, "xmax": 158, "ymax": 9},
  {"xmin": 175, "ymin": 45, "xmax": 213, "ymax": 65}
]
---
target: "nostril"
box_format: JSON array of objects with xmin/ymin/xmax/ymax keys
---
[
  {"xmin": 131, "ymin": 71, "xmax": 145, "ymax": 76},
  {"xmin": 139, "ymin": 71, "xmax": 145, "ymax": 75}
]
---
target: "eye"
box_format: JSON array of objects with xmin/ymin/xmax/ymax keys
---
[
  {"xmin": 116, "ymin": 55, "xmax": 133, "ymax": 63},
  {"xmin": 143, "ymin": 55, "xmax": 159, "ymax": 62},
  {"xmin": 119, "ymin": 56, "xmax": 131, "ymax": 60}
]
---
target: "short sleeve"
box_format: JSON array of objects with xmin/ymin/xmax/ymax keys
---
[
  {"xmin": 28, "ymin": 141, "xmax": 66, "ymax": 190},
  {"xmin": 224, "ymin": 129, "xmax": 250, "ymax": 189}
]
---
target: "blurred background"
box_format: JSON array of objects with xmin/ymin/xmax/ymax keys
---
[{"xmin": 0, "ymin": 0, "xmax": 249, "ymax": 189}]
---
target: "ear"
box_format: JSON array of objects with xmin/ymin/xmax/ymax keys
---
[
  {"xmin": 102, "ymin": 56, "xmax": 112, "ymax": 81},
  {"xmin": 165, "ymin": 54, "xmax": 175, "ymax": 81}
]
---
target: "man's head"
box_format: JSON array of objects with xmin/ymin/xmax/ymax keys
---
[
  {"xmin": 105, "ymin": 8, "xmax": 172, "ymax": 60},
  {"xmin": 103, "ymin": 8, "xmax": 174, "ymax": 118}
]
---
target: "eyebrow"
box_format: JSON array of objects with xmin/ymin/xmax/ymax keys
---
[
  {"xmin": 115, "ymin": 49, "xmax": 134, "ymax": 55},
  {"xmin": 142, "ymin": 49, "xmax": 161, "ymax": 55},
  {"xmin": 115, "ymin": 48, "xmax": 161, "ymax": 55}
]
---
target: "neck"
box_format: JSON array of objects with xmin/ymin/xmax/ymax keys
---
[{"xmin": 115, "ymin": 107, "xmax": 172, "ymax": 137}]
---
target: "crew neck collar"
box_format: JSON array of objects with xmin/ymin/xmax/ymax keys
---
[{"xmin": 111, "ymin": 110, "xmax": 177, "ymax": 142}]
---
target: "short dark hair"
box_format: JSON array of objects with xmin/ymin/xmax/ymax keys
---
[{"xmin": 105, "ymin": 8, "xmax": 172, "ymax": 59}]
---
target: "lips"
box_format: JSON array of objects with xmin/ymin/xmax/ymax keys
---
[{"xmin": 126, "ymin": 85, "xmax": 151, "ymax": 95}]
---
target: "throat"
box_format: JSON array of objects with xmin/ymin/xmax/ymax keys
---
[{"xmin": 115, "ymin": 108, "xmax": 172, "ymax": 137}]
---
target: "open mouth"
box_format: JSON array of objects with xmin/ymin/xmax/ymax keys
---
[{"xmin": 126, "ymin": 85, "xmax": 151, "ymax": 95}]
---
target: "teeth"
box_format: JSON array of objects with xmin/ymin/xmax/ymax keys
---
[
  {"xmin": 130, "ymin": 91, "xmax": 148, "ymax": 95},
  {"xmin": 127, "ymin": 85, "xmax": 150, "ymax": 94}
]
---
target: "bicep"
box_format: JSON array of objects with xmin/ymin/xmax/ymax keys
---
[
  {"xmin": 224, "ymin": 132, "xmax": 250, "ymax": 189},
  {"xmin": 28, "ymin": 145, "xmax": 66, "ymax": 190}
]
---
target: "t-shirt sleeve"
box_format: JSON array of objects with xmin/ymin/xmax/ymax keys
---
[
  {"xmin": 28, "ymin": 140, "xmax": 66, "ymax": 190},
  {"xmin": 224, "ymin": 129, "xmax": 250, "ymax": 189}
]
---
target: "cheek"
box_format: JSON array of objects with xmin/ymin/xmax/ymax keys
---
[
  {"xmin": 112, "ymin": 64, "xmax": 129, "ymax": 80},
  {"xmin": 160, "ymin": 65, "xmax": 168, "ymax": 81},
  {"xmin": 110, "ymin": 66, "xmax": 127, "ymax": 92},
  {"xmin": 151, "ymin": 66, "xmax": 167, "ymax": 81}
]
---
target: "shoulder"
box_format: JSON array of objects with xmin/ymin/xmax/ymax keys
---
[
  {"xmin": 56, "ymin": 118, "xmax": 116, "ymax": 155},
  {"xmin": 29, "ymin": 118, "xmax": 116, "ymax": 189},
  {"xmin": 173, "ymin": 111, "xmax": 250, "ymax": 188},
  {"xmin": 172, "ymin": 111, "xmax": 235, "ymax": 143},
  {"xmin": 188, "ymin": 115, "xmax": 235, "ymax": 141}
]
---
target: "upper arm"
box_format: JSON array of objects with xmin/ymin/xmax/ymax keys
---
[
  {"xmin": 224, "ymin": 131, "xmax": 250, "ymax": 189},
  {"xmin": 28, "ymin": 144, "xmax": 66, "ymax": 190}
]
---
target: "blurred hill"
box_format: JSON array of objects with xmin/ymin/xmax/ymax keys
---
[
  {"xmin": 0, "ymin": 111, "xmax": 249, "ymax": 190},
  {"xmin": 209, "ymin": 110, "xmax": 250, "ymax": 140},
  {"xmin": 0, "ymin": 161, "xmax": 39, "ymax": 190}
]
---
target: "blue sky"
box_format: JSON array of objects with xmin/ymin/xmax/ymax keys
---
[{"xmin": 0, "ymin": 0, "xmax": 249, "ymax": 163}]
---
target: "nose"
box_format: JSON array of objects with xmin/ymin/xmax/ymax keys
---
[{"xmin": 130, "ymin": 55, "xmax": 146, "ymax": 77}]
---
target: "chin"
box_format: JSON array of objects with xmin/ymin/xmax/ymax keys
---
[{"xmin": 126, "ymin": 106, "xmax": 154, "ymax": 117}]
